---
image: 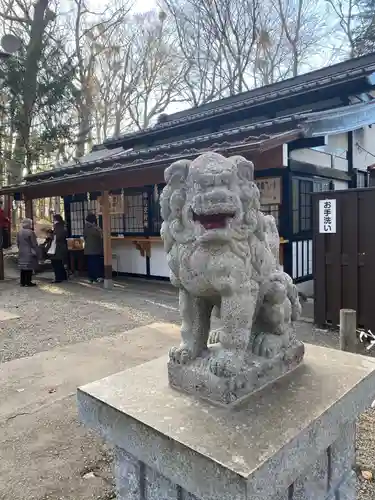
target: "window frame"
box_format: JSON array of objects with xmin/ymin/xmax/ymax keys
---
[{"xmin": 292, "ymin": 177, "xmax": 331, "ymax": 236}]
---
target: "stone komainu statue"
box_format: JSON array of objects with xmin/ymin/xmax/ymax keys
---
[{"xmin": 160, "ymin": 152, "xmax": 304, "ymax": 404}]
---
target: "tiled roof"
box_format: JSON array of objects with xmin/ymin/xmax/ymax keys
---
[
  {"xmin": 0, "ymin": 129, "xmax": 302, "ymax": 195},
  {"xmin": 28, "ymin": 117, "xmax": 303, "ymax": 181},
  {"xmin": 26, "ymin": 147, "xmax": 125, "ymax": 180},
  {"xmin": 25, "ymin": 100, "xmax": 375, "ymax": 182}
]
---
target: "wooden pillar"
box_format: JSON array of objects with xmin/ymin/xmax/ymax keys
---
[
  {"xmin": 101, "ymin": 190, "xmax": 113, "ymax": 289},
  {"xmin": 0, "ymin": 239, "xmax": 4, "ymax": 281},
  {"xmin": 25, "ymin": 198, "xmax": 33, "ymax": 222},
  {"xmin": 339, "ymin": 309, "xmax": 358, "ymax": 353}
]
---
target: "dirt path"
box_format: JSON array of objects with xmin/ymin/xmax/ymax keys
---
[{"xmin": 0, "ymin": 267, "xmax": 374, "ymax": 499}]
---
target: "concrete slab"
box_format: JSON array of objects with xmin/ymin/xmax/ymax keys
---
[
  {"xmin": 78, "ymin": 343, "xmax": 375, "ymax": 500},
  {"xmin": 0, "ymin": 322, "xmax": 179, "ymax": 500},
  {"xmin": 0, "ymin": 308, "xmax": 20, "ymax": 321}
]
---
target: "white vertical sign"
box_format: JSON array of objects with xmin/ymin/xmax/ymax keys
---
[{"xmin": 319, "ymin": 199, "xmax": 336, "ymax": 234}]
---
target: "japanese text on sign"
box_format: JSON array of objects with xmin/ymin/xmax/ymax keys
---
[
  {"xmin": 96, "ymin": 194, "xmax": 124, "ymax": 214},
  {"xmin": 318, "ymin": 199, "xmax": 336, "ymax": 234},
  {"xmin": 255, "ymin": 177, "xmax": 281, "ymax": 205}
]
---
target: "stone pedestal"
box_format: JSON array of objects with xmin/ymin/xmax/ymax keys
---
[{"xmin": 77, "ymin": 340, "xmax": 375, "ymax": 500}]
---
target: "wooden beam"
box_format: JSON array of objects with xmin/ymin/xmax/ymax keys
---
[
  {"xmin": 288, "ymin": 136, "xmax": 327, "ymax": 151},
  {"xmin": 0, "ymin": 195, "xmax": 11, "ymax": 280},
  {"xmin": 101, "ymin": 190, "xmax": 112, "ymax": 289}
]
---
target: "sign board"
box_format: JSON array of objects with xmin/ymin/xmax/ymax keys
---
[
  {"xmin": 255, "ymin": 177, "xmax": 281, "ymax": 205},
  {"xmin": 319, "ymin": 199, "xmax": 336, "ymax": 233},
  {"xmin": 96, "ymin": 194, "xmax": 124, "ymax": 214}
]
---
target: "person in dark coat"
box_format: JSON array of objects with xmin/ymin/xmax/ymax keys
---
[
  {"xmin": 40, "ymin": 228, "xmax": 54, "ymax": 261},
  {"xmin": 83, "ymin": 213, "xmax": 103, "ymax": 283},
  {"xmin": 49, "ymin": 214, "xmax": 68, "ymax": 283},
  {"xmin": 17, "ymin": 218, "xmax": 38, "ymax": 287}
]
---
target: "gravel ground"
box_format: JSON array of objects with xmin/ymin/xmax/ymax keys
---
[
  {"xmin": 1, "ymin": 265, "xmax": 374, "ymax": 498},
  {"xmin": 0, "ymin": 275, "xmax": 180, "ymax": 363}
]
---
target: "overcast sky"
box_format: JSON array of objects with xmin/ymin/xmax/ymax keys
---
[{"xmin": 133, "ymin": 0, "xmax": 157, "ymax": 11}]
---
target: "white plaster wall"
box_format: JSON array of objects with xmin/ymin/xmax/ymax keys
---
[
  {"xmin": 150, "ymin": 242, "xmax": 170, "ymax": 278},
  {"xmin": 290, "ymin": 148, "xmax": 332, "ymax": 168},
  {"xmin": 326, "ymin": 133, "xmax": 348, "ymax": 155},
  {"xmin": 111, "ymin": 240, "xmax": 147, "ymax": 275},
  {"xmin": 333, "ymin": 180, "xmax": 348, "ymax": 190},
  {"xmin": 353, "ymin": 126, "xmax": 375, "ymax": 171},
  {"xmin": 290, "ymin": 133, "xmax": 348, "ymax": 171}
]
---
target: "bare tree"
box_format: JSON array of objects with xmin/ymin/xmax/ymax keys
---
[
  {"xmin": 272, "ymin": 0, "xmax": 329, "ymax": 77},
  {"xmin": 326, "ymin": 0, "xmax": 360, "ymax": 57},
  {"xmin": 61, "ymin": 0, "xmax": 132, "ymax": 155},
  {"xmin": 162, "ymin": 1, "xmax": 225, "ymax": 106},
  {"xmin": 89, "ymin": 9, "xmax": 185, "ymax": 137},
  {"xmin": 253, "ymin": 9, "xmax": 292, "ymax": 86},
  {"xmin": 124, "ymin": 11, "xmax": 184, "ymax": 130},
  {"xmin": 163, "ymin": 0, "xmax": 260, "ymax": 97}
]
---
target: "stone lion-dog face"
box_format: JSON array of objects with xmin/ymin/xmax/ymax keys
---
[
  {"xmin": 161, "ymin": 152, "xmax": 260, "ymax": 255},
  {"xmin": 186, "ymin": 152, "xmax": 259, "ymax": 243}
]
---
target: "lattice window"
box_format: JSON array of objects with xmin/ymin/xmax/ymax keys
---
[
  {"xmin": 86, "ymin": 199, "xmax": 97, "ymax": 217},
  {"xmin": 150, "ymin": 184, "xmax": 165, "ymax": 234},
  {"xmin": 292, "ymin": 178, "xmax": 331, "ymax": 235},
  {"xmin": 357, "ymin": 171, "xmax": 368, "ymax": 188},
  {"xmin": 124, "ymin": 192, "xmax": 148, "ymax": 233},
  {"xmin": 313, "ymin": 181, "xmax": 330, "ymax": 192},
  {"xmin": 299, "ymin": 180, "xmax": 312, "ymax": 232},
  {"xmin": 70, "ymin": 201, "xmax": 84, "ymax": 236},
  {"xmin": 111, "ymin": 214, "xmax": 125, "ymax": 234}
]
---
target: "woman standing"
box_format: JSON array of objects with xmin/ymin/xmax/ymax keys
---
[
  {"xmin": 83, "ymin": 213, "xmax": 103, "ymax": 283},
  {"xmin": 49, "ymin": 214, "xmax": 68, "ymax": 283},
  {"xmin": 17, "ymin": 218, "xmax": 38, "ymax": 287}
]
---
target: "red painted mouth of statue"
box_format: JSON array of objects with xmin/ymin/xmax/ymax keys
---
[{"xmin": 193, "ymin": 212, "xmax": 234, "ymax": 230}]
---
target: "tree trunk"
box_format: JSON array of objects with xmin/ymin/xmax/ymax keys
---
[{"xmin": 13, "ymin": 0, "xmax": 51, "ymax": 181}]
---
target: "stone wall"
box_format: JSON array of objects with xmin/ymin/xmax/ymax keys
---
[
  {"xmin": 113, "ymin": 421, "xmax": 355, "ymax": 500},
  {"xmin": 275, "ymin": 421, "xmax": 355, "ymax": 500}
]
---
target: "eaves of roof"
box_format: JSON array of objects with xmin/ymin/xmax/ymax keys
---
[
  {"xmin": 25, "ymin": 147, "xmax": 126, "ymax": 181},
  {"xmin": 0, "ymin": 129, "xmax": 302, "ymax": 196},
  {"xmin": 26, "ymin": 116, "xmax": 303, "ymax": 182}
]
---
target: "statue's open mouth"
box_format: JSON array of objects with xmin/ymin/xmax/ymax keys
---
[{"xmin": 193, "ymin": 212, "xmax": 234, "ymax": 230}]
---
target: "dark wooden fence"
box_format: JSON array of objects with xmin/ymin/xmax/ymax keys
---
[{"xmin": 313, "ymin": 187, "xmax": 375, "ymax": 331}]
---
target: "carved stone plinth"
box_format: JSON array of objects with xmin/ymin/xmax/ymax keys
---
[
  {"xmin": 78, "ymin": 332, "xmax": 375, "ymax": 500},
  {"xmin": 168, "ymin": 340, "xmax": 305, "ymax": 407}
]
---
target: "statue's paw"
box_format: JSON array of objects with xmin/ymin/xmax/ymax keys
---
[
  {"xmin": 209, "ymin": 351, "xmax": 244, "ymax": 378},
  {"xmin": 169, "ymin": 344, "xmax": 195, "ymax": 364},
  {"xmin": 208, "ymin": 328, "xmax": 222, "ymax": 345},
  {"xmin": 252, "ymin": 333, "xmax": 288, "ymax": 358}
]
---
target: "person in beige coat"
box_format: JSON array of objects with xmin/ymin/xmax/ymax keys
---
[{"xmin": 17, "ymin": 218, "xmax": 38, "ymax": 287}]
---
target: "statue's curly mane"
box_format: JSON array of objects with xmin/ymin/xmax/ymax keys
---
[{"xmin": 160, "ymin": 153, "xmax": 280, "ymax": 281}]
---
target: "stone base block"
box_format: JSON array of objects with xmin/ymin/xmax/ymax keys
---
[
  {"xmin": 77, "ymin": 330, "xmax": 375, "ymax": 500},
  {"xmin": 168, "ymin": 340, "xmax": 305, "ymax": 406},
  {"xmin": 112, "ymin": 425, "xmax": 356, "ymax": 500}
]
